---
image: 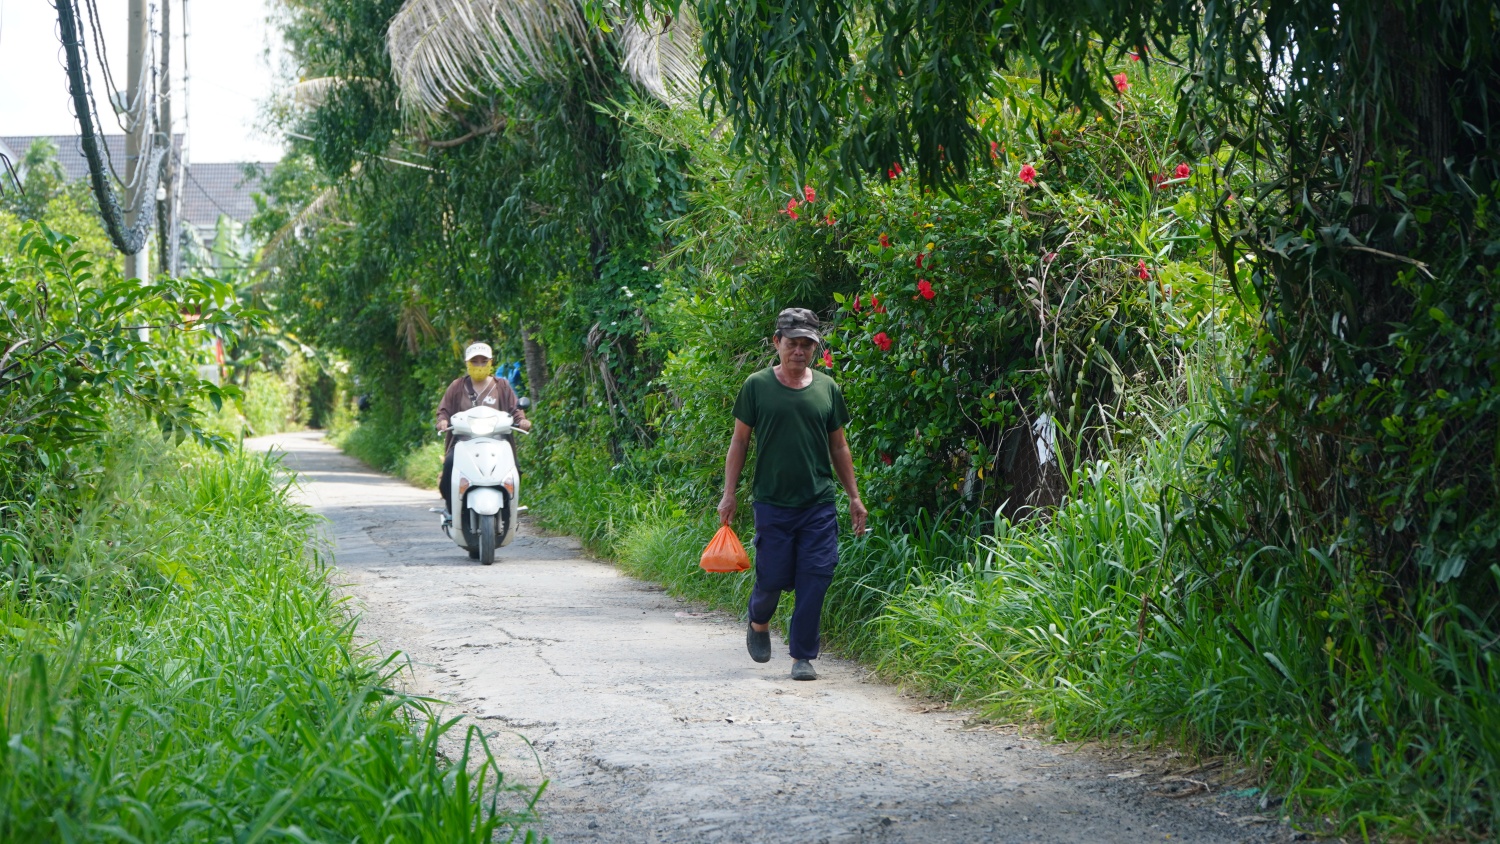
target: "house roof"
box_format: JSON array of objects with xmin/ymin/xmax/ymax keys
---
[{"xmin": 1, "ymin": 134, "xmax": 275, "ymax": 231}]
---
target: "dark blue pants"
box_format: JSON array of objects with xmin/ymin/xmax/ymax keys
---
[{"xmin": 748, "ymin": 501, "xmax": 839, "ymax": 660}]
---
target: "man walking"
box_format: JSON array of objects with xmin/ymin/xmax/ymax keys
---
[{"xmin": 718, "ymin": 308, "xmax": 867, "ymax": 681}]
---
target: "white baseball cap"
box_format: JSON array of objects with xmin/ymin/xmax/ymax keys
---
[{"xmin": 463, "ymin": 342, "xmax": 493, "ymax": 361}]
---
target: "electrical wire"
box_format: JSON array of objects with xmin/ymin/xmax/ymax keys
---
[
  {"xmin": 0, "ymin": 153, "xmax": 23, "ymax": 197},
  {"xmin": 54, "ymin": 0, "xmax": 167, "ymax": 254},
  {"xmin": 186, "ymin": 166, "xmax": 240, "ymax": 220}
]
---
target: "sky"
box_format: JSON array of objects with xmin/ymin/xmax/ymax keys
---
[{"xmin": 0, "ymin": 0, "xmax": 288, "ymax": 164}]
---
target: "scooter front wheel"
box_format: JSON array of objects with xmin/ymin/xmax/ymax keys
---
[{"xmin": 477, "ymin": 513, "xmax": 497, "ymax": 565}]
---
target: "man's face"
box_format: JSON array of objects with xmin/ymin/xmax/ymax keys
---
[{"xmin": 774, "ymin": 335, "xmax": 819, "ymax": 369}]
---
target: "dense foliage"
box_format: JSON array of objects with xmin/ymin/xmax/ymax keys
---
[{"xmin": 260, "ymin": 0, "xmax": 1497, "ymax": 837}]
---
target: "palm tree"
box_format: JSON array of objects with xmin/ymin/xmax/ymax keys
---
[{"xmin": 385, "ymin": 0, "xmax": 700, "ymax": 119}]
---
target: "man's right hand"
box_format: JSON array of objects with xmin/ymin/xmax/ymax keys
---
[{"xmin": 716, "ymin": 492, "xmax": 736, "ymax": 526}]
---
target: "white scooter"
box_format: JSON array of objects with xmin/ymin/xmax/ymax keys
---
[{"xmin": 437, "ymin": 401, "xmax": 529, "ymax": 564}]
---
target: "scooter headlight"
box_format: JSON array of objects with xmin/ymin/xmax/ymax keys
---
[{"xmin": 470, "ymin": 419, "xmax": 496, "ymax": 436}]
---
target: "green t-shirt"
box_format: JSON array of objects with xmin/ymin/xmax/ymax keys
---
[{"xmin": 732, "ymin": 366, "xmax": 851, "ymax": 509}]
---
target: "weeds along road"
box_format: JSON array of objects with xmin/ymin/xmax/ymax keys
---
[{"xmin": 253, "ymin": 431, "xmax": 1294, "ymax": 844}]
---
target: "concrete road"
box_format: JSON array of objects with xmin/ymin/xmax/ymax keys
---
[{"xmin": 253, "ymin": 431, "xmax": 1292, "ymax": 844}]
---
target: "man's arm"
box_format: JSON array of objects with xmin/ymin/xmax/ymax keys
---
[
  {"xmin": 717, "ymin": 420, "xmax": 753, "ymax": 525},
  {"xmin": 828, "ymin": 428, "xmax": 867, "ymax": 534}
]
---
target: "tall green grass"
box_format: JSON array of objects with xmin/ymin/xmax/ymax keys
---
[
  {"xmin": 872, "ymin": 366, "xmax": 1498, "ymax": 838},
  {"xmin": 0, "ymin": 425, "xmax": 540, "ymax": 842}
]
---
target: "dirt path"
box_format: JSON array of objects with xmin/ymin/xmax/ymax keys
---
[{"xmin": 253, "ymin": 431, "xmax": 1293, "ymax": 844}]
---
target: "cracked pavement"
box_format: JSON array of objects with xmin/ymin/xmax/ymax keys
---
[{"xmin": 253, "ymin": 431, "xmax": 1297, "ymax": 844}]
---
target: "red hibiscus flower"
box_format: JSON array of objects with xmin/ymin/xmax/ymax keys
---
[
  {"xmin": 916, "ymin": 253, "xmax": 924, "ymax": 269},
  {"xmin": 1019, "ymin": 163, "xmax": 1037, "ymax": 185},
  {"xmin": 1129, "ymin": 51, "xmax": 1141, "ymax": 62},
  {"xmin": 872, "ymin": 332, "xmax": 892, "ymax": 351},
  {"xmin": 887, "ymin": 169, "xmax": 896, "ymax": 179},
  {"xmin": 822, "ymin": 349, "xmax": 833, "ymax": 368},
  {"xmin": 917, "ymin": 279, "xmax": 935, "ymax": 300},
  {"xmin": 784, "ymin": 198, "xmax": 800, "ymax": 219},
  {"xmin": 880, "ymin": 452, "xmax": 893, "ymax": 466},
  {"xmin": 852, "ymin": 295, "xmax": 862, "ymax": 312},
  {"xmin": 1137, "ymin": 260, "xmax": 1150, "ymax": 280},
  {"xmin": 804, "ymin": 185, "xmax": 817, "ymax": 203},
  {"xmin": 892, "ymin": 162, "xmax": 903, "ymax": 175},
  {"xmin": 1149, "ymin": 172, "xmax": 1164, "ymax": 189},
  {"xmin": 871, "ymin": 295, "xmax": 886, "ymax": 314},
  {"xmin": 1114, "ymin": 73, "xmax": 1130, "ymax": 93},
  {"xmin": 825, "ymin": 213, "xmax": 836, "ymax": 226},
  {"xmin": 1044, "ymin": 252, "xmax": 1058, "ymax": 263},
  {"xmin": 990, "ymin": 141, "xmax": 1000, "ymax": 159},
  {"xmin": 879, "ymin": 233, "xmax": 890, "ymax": 248},
  {"xmin": 1174, "ymin": 163, "xmax": 1191, "ymax": 179}
]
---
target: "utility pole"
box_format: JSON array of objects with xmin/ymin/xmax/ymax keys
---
[
  {"xmin": 156, "ymin": 0, "xmax": 177, "ymax": 278},
  {"xmin": 123, "ymin": 0, "xmax": 149, "ymax": 282}
]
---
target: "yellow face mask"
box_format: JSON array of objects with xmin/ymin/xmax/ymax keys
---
[{"xmin": 467, "ymin": 363, "xmax": 495, "ymax": 381}]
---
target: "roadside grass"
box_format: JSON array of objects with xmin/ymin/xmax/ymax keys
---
[
  {"xmin": 524, "ymin": 350, "xmax": 1497, "ymax": 840},
  {"xmin": 867, "ymin": 366, "xmax": 1499, "ymax": 839},
  {"xmin": 397, "ymin": 440, "xmax": 445, "ymax": 489},
  {"xmin": 0, "ymin": 423, "xmax": 541, "ymax": 842},
  {"xmin": 335, "ymin": 419, "xmax": 445, "ymax": 490}
]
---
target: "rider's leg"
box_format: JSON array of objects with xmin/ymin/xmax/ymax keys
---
[{"xmin": 438, "ymin": 450, "xmax": 455, "ymax": 509}]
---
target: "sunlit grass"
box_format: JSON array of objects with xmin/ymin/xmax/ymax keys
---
[{"xmin": 0, "ymin": 424, "xmax": 541, "ymax": 842}]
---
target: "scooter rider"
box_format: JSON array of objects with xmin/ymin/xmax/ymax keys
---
[{"xmin": 436, "ymin": 342, "xmax": 531, "ymax": 516}]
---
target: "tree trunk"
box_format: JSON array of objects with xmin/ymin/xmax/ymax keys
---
[{"xmin": 522, "ymin": 325, "xmax": 549, "ymax": 397}]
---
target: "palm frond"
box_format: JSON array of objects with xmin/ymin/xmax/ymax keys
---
[
  {"xmin": 257, "ymin": 185, "xmax": 345, "ymax": 277},
  {"xmin": 291, "ymin": 76, "xmax": 377, "ymax": 109},
  {"xmin": 387, "ymin": 0, "xmax": 592, "ymax": 119},
  {"xmin": 619, "ymin": 7, "xmax": 702, "ymax": 104}
]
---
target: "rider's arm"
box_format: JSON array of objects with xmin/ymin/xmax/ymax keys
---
[
  {"xmin": 717, "ymin": 420, "xmax": 752, "ymax": 525},
  {"xmin": 500, "ymin": 379, "xmax": 532, "ymax": 431},
  {"xmin": 828, "ymin": 428, "xmax": 867, "ymax": 534},
  {"xmin": 436, "ymin": 380, "xmax": 458, "ymax": 430}
]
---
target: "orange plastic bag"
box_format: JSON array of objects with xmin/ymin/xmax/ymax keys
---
[{"xmin": 700, "ymin": 525, "xmax": 751, "ymax": 573}]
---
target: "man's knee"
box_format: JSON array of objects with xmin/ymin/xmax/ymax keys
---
[{"xmin": 753, "ymin": 559, "xmax": 797, "ymax": 593}]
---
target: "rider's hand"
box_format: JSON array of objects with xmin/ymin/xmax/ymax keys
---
[
  {"xmin": 716, "ymin": 492, "xmax": 736, "ymax": 526},
  {"xmin": 437, "ymin": 420, "xmax": 450, "ymax": 432},
  {"xmin": 849, "ymin": 496, "xmax": 868, "ymax": 535}
]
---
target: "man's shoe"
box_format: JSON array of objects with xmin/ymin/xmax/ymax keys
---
[
  {"xmin": 746, "ymin": 622, "xmax": 771, "ymax": 663},
  {"xmin": 790, "ymin": 659, "xmax": 817, "ymax": 681}
]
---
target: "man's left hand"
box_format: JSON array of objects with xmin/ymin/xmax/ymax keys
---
[{"xmin": 849, "ymin": 497, "xmax": 868, "ymax": 535}]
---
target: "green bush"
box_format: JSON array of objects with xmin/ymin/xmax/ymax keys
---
[
  {"xmin": 239, "ymin": 370, "xmax": 298, "ymax": 435},
  {"xmin": 0, "ymin": 223, "xmax": 244, "ymax": 499}
]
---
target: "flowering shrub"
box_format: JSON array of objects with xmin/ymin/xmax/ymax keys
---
[{"xmin": 813, "ymin": 89, "xmax": 1223, "ymax": 520}]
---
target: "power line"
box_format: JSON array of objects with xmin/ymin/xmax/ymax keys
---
[
  {"xmin": 186, "ymin": 165, "xmax": 239, "ymax": 220},
  {"xmin": 55, "ymin": 0, "xmax": 166, "ymax": 255}
]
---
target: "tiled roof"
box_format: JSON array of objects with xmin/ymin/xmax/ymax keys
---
[
  {"xmin": 180, "ymin": 162, "xmax": 269, "ymax": 231},
  {"xmin": 1, "ymin": 134, "xmax": 275, "ymax": 231}
]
